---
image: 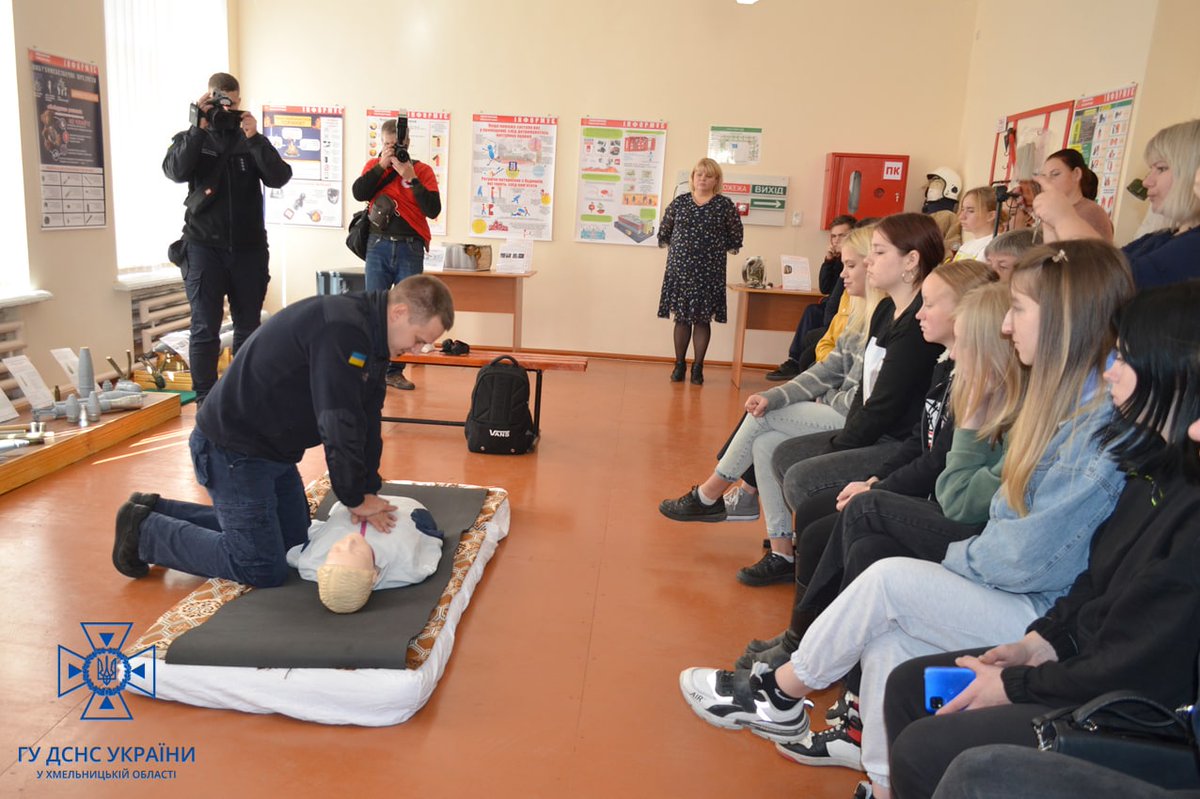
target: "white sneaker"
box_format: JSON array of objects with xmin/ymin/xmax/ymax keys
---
[
  {"xmin": 724, "ymin": 486, "xmax": 760, "ymax": 521},
  {"xmin": 678, "ymin": 662, "xmax": 812, "ymax": 742}
]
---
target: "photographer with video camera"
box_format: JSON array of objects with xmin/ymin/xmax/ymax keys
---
[
  {"xmin": 162, "ymin": 72, "xmax": 292, "ymax": 405},
  {"xmin": 352, "ymin": 115, "xmax": 441, "ymax": 390}
]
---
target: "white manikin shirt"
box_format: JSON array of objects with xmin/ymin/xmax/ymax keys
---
[{"xmin": 286, "ymin": 497, "xmax": 444, "ymax": 589}]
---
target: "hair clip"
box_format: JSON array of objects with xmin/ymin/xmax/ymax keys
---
[{"xmin": 1050, "ymin": 249, "xmax": 1068, "ymax": 263}]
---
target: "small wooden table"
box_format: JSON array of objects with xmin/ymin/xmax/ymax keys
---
[
  {"xmin": 316, "ymin": 267, "xmax": 535, "ymax": 350},
  {"xmin": 728, "ymin": 283, "xmax": 824, "ymax": 388}
]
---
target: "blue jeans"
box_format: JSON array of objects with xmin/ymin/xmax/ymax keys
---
[
  {"xmin": 182, "ymin": 243, "xmax": 270, "ymax": 400},
  {"xmin": 137, "ymin": 429, "xmax": 310, "ymax": 587},
  {"xmin": 364, "ymin": 234, "xmax": 424, "ymax": 291},
  {"xmin": 365, "ymin": 235, "xmax": 424, "ymax": 374}
]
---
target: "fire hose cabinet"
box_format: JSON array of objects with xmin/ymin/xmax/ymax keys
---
[{"xmin": 821, "ymin": 152, "xmax": 909, "ymax": 228}]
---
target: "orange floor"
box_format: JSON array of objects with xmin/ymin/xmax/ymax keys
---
[{"xmin": 0, "ymin": 358, "xmax": 861, "ymax": 798}]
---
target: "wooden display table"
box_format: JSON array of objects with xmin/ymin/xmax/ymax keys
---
[
  {"xmin": 0, "ymin": 392, "xmax": 181, "ymax": 495},
  {"xmin": 316, "ymin": 267, "xmax": 536, "ymax": 349},
  {"xmin": 728, "ymin": 283, "xmax": 824, "ymax": 388}
]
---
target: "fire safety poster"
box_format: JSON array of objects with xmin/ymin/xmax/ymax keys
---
[
  {"xmin": 29, "ymin": 50, "xmax": 106, "ymax": 230},
  {"xmin": 262, "ymin": 104, "xmax": 344, "ymax": 228},
  {"xmin": 574, "ymin": 118, "xmax": 667, "ymax": 246},
  {"xmin": 1068, "ymin": 84, "xmax": 1137, "ymax": 216},
  {"xmin": 365, "ymin": 109, "xmax": 450, "ymax": 236},
  {"xmin": 469, "ymin": 114, "xmax": 557, "ymax": 241}
]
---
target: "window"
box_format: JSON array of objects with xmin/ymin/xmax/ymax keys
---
[
  {"xmin": 104, "ymin": 0, "xmax": 229, "ymax": 276},
  {"xmin": 0, "ymin": 0, "xmax": 31, "ymax": 296}
]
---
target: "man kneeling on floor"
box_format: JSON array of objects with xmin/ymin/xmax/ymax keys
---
[
  {"xmin": 288, "ymin": 497, "xmax": 445, "ymax": 613},
  {"xmin": 112, "ymin": 274, "xmax": 454, "ymax": 587}
]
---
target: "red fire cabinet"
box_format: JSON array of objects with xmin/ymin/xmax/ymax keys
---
[{"xmin": 821, "ymin": 152, "xmax": 910, "ymax": 228}]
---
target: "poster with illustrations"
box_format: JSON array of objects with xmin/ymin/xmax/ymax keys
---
[
  {"xmin": 707, "ymin": 125, "xmax": 762, "ymax": 166},
  {"xmin": 574, "ymin": 118, "xmax": 667, "ymax": 246},
  {"xmin": 365, "ymin": 109, "xmax": 450, "ymax": 236},
  {"xmin": 262, "ymin": 104, "xmax": 343, "ymax": 227},
  {"xmin": 469, "ymin": 114, "xmax": 557, "ymax": 241},
  {"xmin": 29, "ymin": 50, "xmax": 106, "ymax": 229},
  {"xmin": 1068, "ymin": 84, "xmax": 1137, "ymax": 216}
]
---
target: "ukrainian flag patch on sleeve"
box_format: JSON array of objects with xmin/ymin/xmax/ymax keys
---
[{"xmin": 348, "ymin": 351, "xmax": 367, "ymax": 368}]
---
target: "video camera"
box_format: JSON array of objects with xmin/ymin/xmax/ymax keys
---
[
  {"xmin": 393, "ymin": 111, "xmax": 410, "ymax": 163},
  {"xmin": 189, "ymin": 89, "xmax": 244, "ymax": 132}
]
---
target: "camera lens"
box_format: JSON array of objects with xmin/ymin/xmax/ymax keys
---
[{"xmin": 930, "ymin": 697, "xmax": 943, "ymax": 709}]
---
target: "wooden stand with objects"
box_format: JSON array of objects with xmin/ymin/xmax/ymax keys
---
[
  {"xmin": 0, "ymin": 392, "xmax": 181, "ymax": 495},
  {"xmin": 728, "ymin": 283, "xmax": 824, "ymax": 388},
  {"xmin": 385, "ymin": 348, "xmax": 587, "ymax": 440}
]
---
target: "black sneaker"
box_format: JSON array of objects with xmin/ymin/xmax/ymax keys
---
[
  {"xmin": 659, "ymin": 487, "xmax": 726, "ymax": 522},
  {"xmin": 736, "ymin": 551, "xmax": 794, "ymax": 586},
  {"xmin": 774, "ymin": 713, "xmax": 864, "ymax": 771},
  {"xmin": 766, "ymin": 360, "xmax": 801, "ymax": 381},
  {"xmin": 112, "ymin": 500, "xmax": 152, "ymax": 578},
  {"xmin": 735, "ymin": 633, "xmax": 799, "ymax": 670},
  {"xmin": 670, "ymin": 361, "xmax": 686, "ymax": 382}
]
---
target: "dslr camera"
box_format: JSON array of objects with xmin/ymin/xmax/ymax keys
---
[
  {"xmin": 392, "ymin": 111, "xmax": 410, "ymax": 163},
  {"xmin": 190, "ymin": 89, "xmax": 244, "ymax": 132}
]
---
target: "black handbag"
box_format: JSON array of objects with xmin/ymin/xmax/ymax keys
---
[
  {"xmin": 346, "ymin": 169, "xmax": 400, "ymax": 261},
  {"xmin": 1032, "ymin": 690, "xmax": 1200, "ymax": 790}
]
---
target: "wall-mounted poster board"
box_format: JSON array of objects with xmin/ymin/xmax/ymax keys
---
[{"xmin": 1068, "ymin": 84, "xmax": 1137, "ymax": 216}]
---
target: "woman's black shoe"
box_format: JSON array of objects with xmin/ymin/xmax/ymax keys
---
[
  {"xmin": 690, "ymin": 363, "xmax": 704, "ymax": 385},
  {"xmin": 670, "ymin": 361, "xmax": 686, "ymax": 382}
]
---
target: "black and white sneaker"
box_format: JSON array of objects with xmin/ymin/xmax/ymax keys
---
[
  {"xmin": 678, "ymin": 662, "xmax": 813, "ymax": 742},
  {"xmin": 852, "ymin": 781, "xmax": 873, "ymax": 799},
  {"xmin": 659, "ymin": 487, "xmax": 727, "ymax": 522},
  {"xmin": 774, "ymin": 713, "xmax": 864, "ymax": 771},
  {"xmin": 826, "ymin": 689, "xmax": 859, "ymax": 724},
  {"xmin": 736, "ymin": 551, "xmax": 794, "ymax": 586}
]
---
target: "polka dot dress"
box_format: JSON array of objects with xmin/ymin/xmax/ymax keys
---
[{"xmin": 656, "ymin": 193, "xmax": 744, "ymax": 324}]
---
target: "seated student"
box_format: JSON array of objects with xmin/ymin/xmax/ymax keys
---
[
  {"xmin": 677, "ymin": 240, "xmax": 1134, "ymax": 799},
  {"xmin": 953, "ymin": 186, "xmax": 999, "ymax": 261},
  {"xmin": 659, "ymin": 226, "xmax": 877, "ymax": 533},
  {"xmin": 1034, "ymin": 119, "xmax": 1200, "ymax": 289},
  {"xmin": 885, "ymin": 281, "xmax": 1200, "ymax": 799},
  {"xmin": 759, "ymin": 213, "xmax": 948, "ymax": 583},
  {"xmin": 746, "ymin": 282, "xmax": 1021, "ymax": 770},
  {"xmin": 981, "ymin": 228, "xmax": 1035, "ymax": 282},
  {"xmin": 768, "ymin": 215, "xmax": 858, "ymax": 381},
  {"xmin": 287, "ymin": 497, "xmax": 445, "ymax": 613},
  {"xmin": 1036, "ymin": 149, "xmax": 1113, "ymax": 242}
]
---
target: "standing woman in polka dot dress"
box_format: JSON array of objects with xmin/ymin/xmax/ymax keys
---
[{"xmin": 658, "ymin": 158, "xmax": 744, "ymax": 385}]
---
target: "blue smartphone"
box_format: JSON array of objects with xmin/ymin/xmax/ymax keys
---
[{"xmin": 924, "ymin": 666, "xmax": 975, "ymax": 713}]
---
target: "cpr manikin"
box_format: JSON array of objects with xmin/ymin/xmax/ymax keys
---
[{"xmin": 286, "ymin": 497, "xmax": 444, "ymax": 613}]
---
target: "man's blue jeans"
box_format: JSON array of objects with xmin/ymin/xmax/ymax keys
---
[
  {"xmin": 137, "ymin": 429, "xmax": 310, "ymax": 587},
  {"xmin": 365, "ymin": 234, "xmax": 424, "ymax": 375}
]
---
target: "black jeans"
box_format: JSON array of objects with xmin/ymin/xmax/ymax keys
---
[
  {"xmin": 183, "ymin": 243, "xmax": 270, "ymax": 400},
  {"xmin": 885, "ymin": 649, "xmax": 1052, "ymax": 799}
]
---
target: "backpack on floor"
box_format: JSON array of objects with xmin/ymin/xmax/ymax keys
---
[{"xmin": 465, "ymin": 355, "xmax": 536, "ymax": 454}]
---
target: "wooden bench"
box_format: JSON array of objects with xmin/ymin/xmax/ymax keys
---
[{"xmin": 385, "ymin": 349, "xmax": 588, "ymax": 439}]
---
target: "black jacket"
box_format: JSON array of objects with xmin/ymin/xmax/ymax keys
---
[
  {"xmin": 163, "ymin": 125, "xmax": 292, "ymax": 249},
  {"xmin": 1005, "ymin": 470, "xmax": 1200, "ymax": 709},
  {"xmin": 873, "ymin": 357, "xmax": 955, "ymax": 498},
  {"xmin": 197, "ymin": 291, "xmax": 390, "ymax": 508},
  {"xmin": 832, "ymin": 294, "xmax": 945, "ymax": 450}
]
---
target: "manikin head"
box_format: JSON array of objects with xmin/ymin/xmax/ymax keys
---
[{"xmin": 316, "ymin": 533, "xmax": 379, "ymax": 614}]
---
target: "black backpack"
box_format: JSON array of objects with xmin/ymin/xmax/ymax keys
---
[{"xmin": 465, "ymin": 355, "xmax": 536, "ymax": 454}]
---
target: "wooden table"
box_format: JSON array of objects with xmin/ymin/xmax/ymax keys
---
[
  {"xmin": 317, "ymin": 267, "xmax": 536, "ymax": 350},
  {"xmin": 728, "ymin": 283, "xmax": 824, "ymax": 388}
]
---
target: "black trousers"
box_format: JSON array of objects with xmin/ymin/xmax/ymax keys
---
[
  {"xmin": 183, "ymin": 243, "xmax": 269, "ymax": 400},
  {"xmin": 884, "ymin": 649, "xmax": 1052, "ymax": 799}
]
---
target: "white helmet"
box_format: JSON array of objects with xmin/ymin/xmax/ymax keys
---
[{"xmin": 925, "ymin": 167, "xmax": 962, "ymax": 202}]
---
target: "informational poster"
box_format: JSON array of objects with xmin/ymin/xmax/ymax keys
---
[
  {"xmin": 29, "ymin": 50, "xmax": 106, "ymax": 229},
  {"xmin": 1068, "ymin": 84, "xmax": 1138, "ymax": 216},
  {"xmin": 469, "ymin": 114, "xmax": 557, "ymax": 241},
  {"xmin": 574, "ymin": 118, "xmax": 667, "ymax": 246},
  {"xmin": 262, "ymin": 104, "xmax": 343, "ymax": 227},
  {"xmin": 365, "ymin": 109, "xmax": 450, "ymax": 236},
  {"xmin": 708, "ymin": 125, "xmax": 762, "ymax": 166},
  {"xmin": 672, "ymin": 171, "xmax": 788, "ymax": 227}
]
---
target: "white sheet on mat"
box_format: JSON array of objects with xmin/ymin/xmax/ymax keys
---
[{"xmin": 128, "ymin": 498, "xmax": 510, "ymax": 727}]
